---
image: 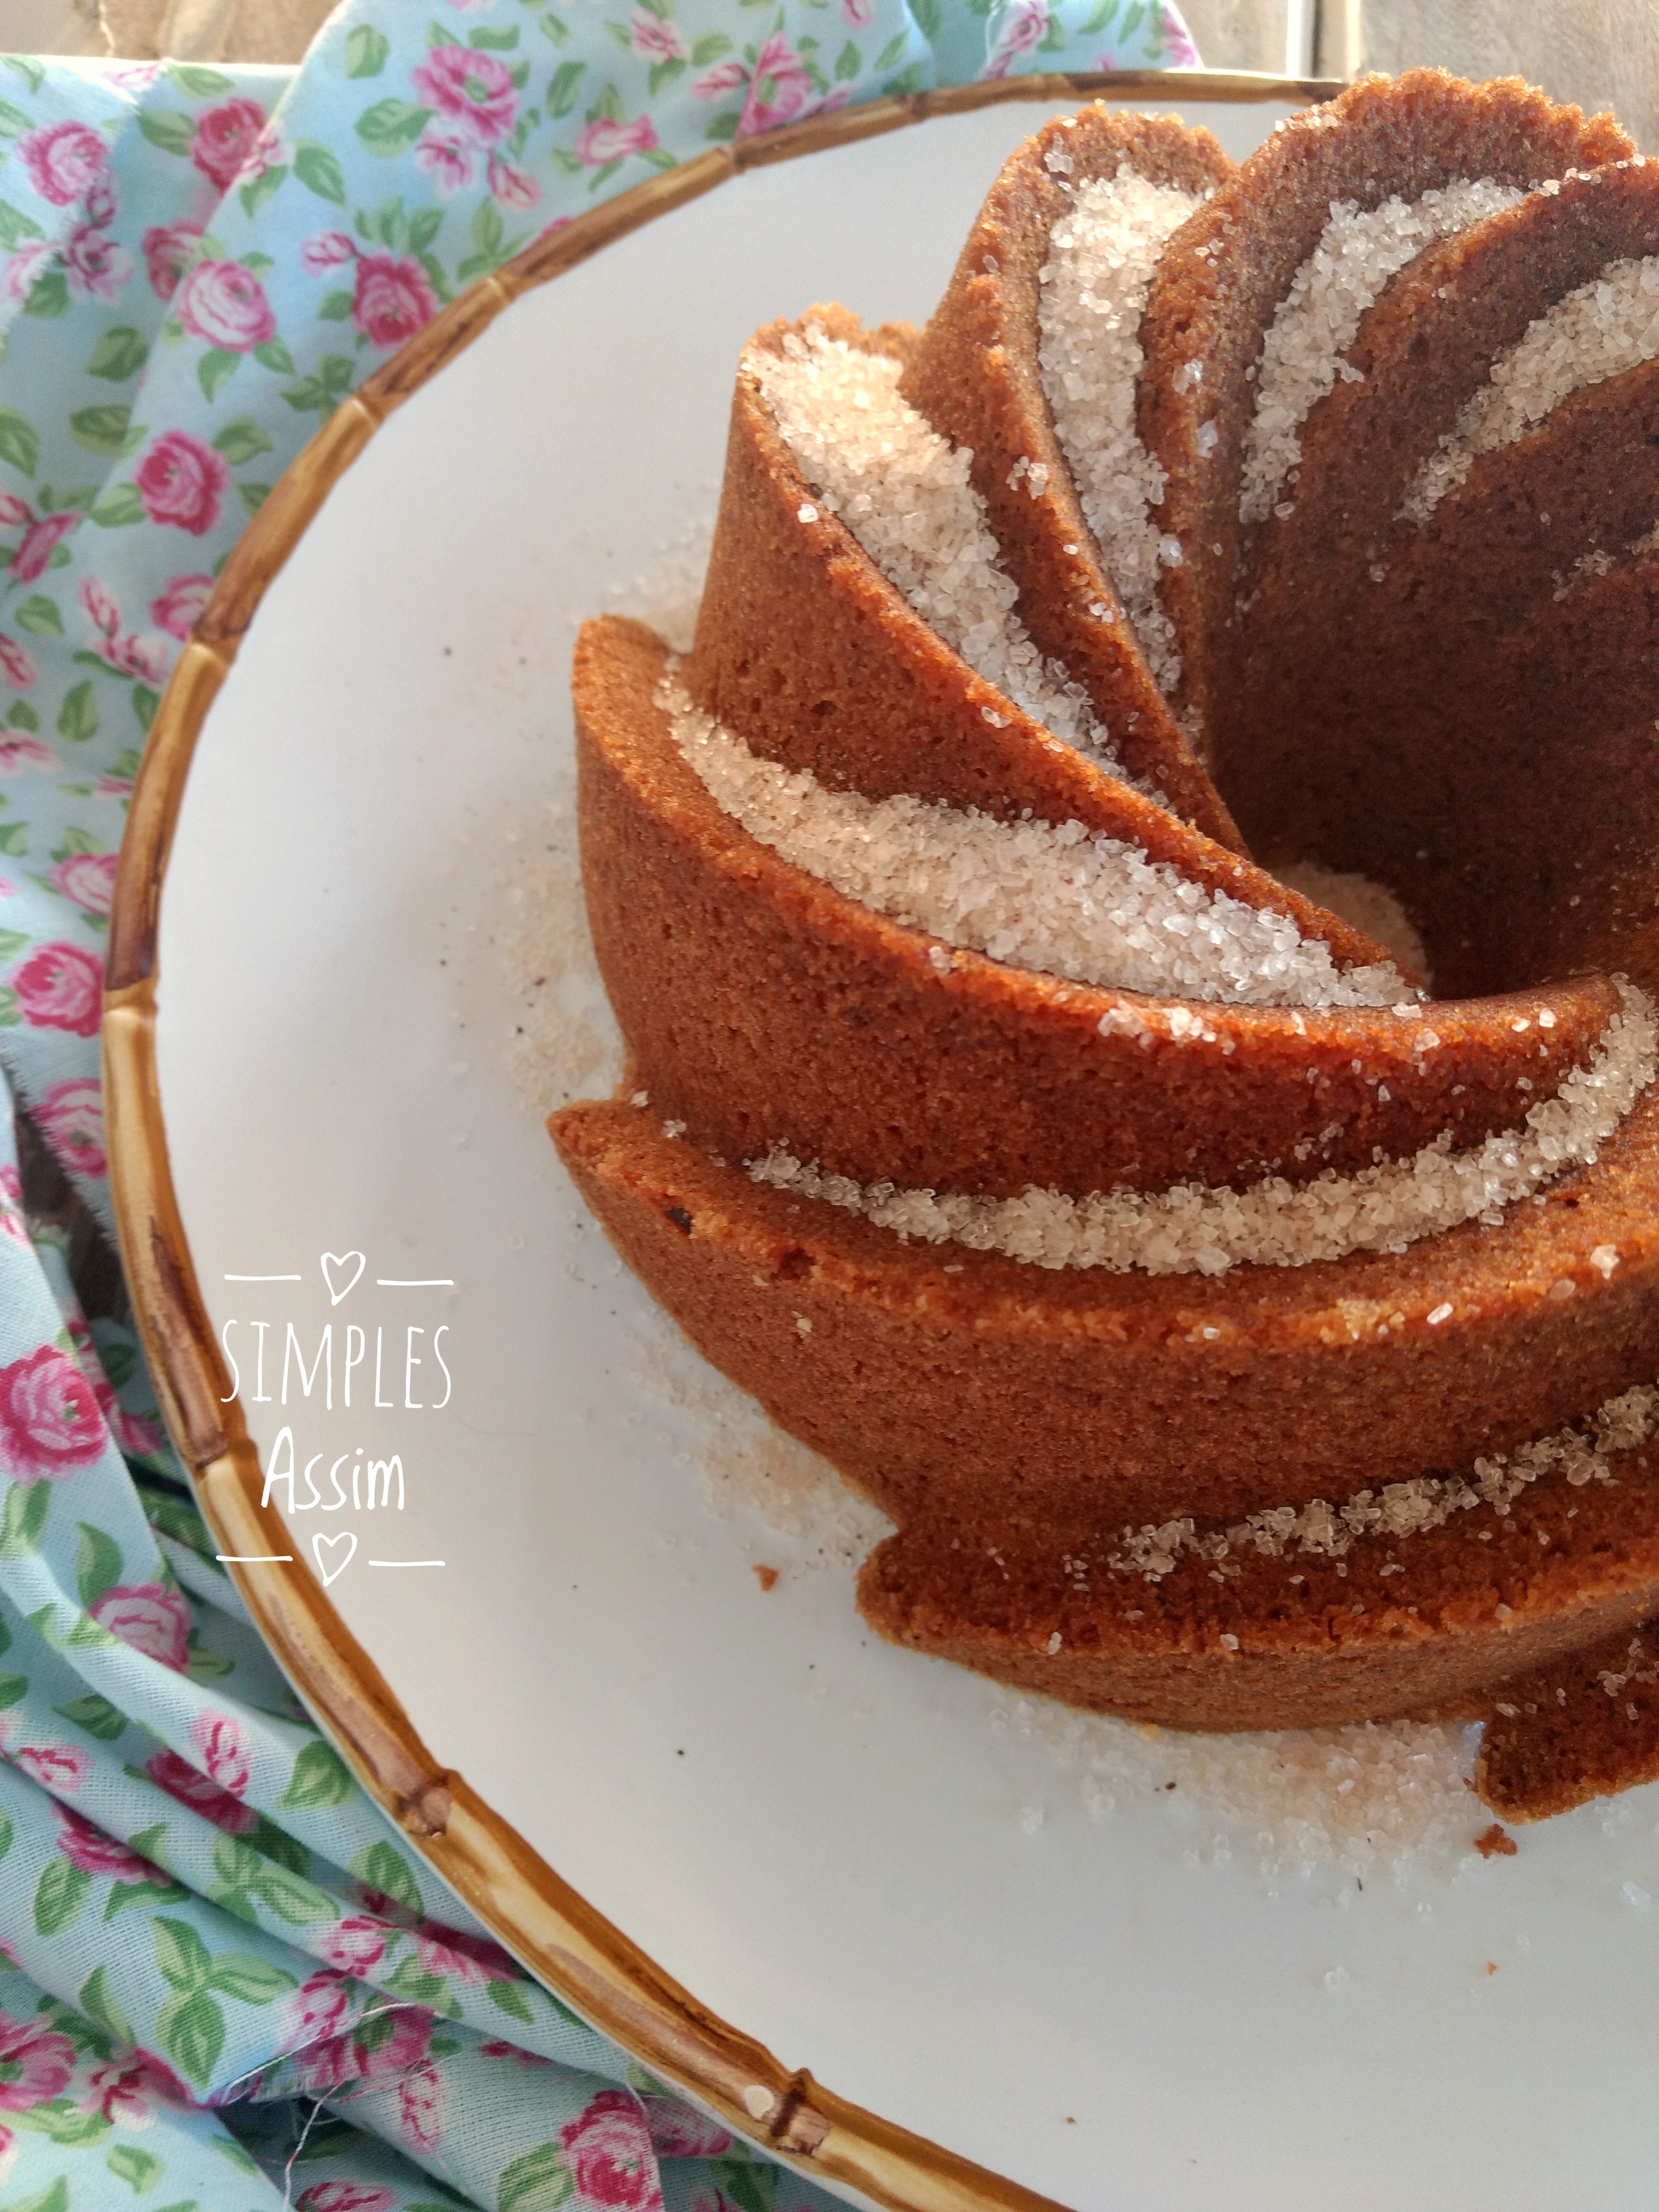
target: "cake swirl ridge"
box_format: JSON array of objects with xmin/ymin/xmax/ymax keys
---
[{"xmin": 552, "ymin": 72, "xmax": 1659, "ymax": 1815}]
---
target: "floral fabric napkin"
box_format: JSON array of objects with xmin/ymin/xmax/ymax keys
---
[{"xmin": 0, "ymin": 0, "xmax": 1198, "ymax": 2205}]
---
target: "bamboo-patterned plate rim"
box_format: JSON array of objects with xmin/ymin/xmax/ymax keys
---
[{"xmin": 102, "ymin": 68, "xmax": 1339, "ymax": 2212}]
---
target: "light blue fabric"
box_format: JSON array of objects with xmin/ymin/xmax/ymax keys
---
[{"xmin": 0, "ymin": 3, "xmax": 1199, "ymax": 2203}]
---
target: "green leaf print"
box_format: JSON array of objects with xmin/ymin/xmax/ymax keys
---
[
  {"xmin": 195, "ymin": 348, "xmax": 240, "ymax": 404},
  {"xmin": 33, "ymin": 1855, "xmax": 92, "ymax": 1938},
  {"xmin": 539, "ymin": 8, "xmax": 572, "ymax": 42},
  {"xmin": 54, "ymin": 1693, "xmax": 127, "ymax": 1741},
  {"xmin": 137, "ymin": 108, "xmax": 195, "ymax": 156},
  {"xmin": 239, "ymin": 164, "xmax": 288, "ymax": 220},
  {"xmin": 0, "ymin": 406, "xmax": 38, "ymax": 477},
  {"xmin": 0, "ymin": 1673, "xmax": 28, "ymax": 1708},
  {"xmin": 0, "ymin": 825, "xmax": 26, "ymax": 857},
  {"xmin": 295, "ymin": 140, "xmax": 347, "ymax": 204},
  {"xmin": 208, "ymin": 414, "xmax": 273, "ymax": 465},
  {"xmin": 834, "ymin": 39, "xmax": 860, "ymax": 78},
  {"xmin": 68, "ymin": 403, "xmax": 134, "ymax": 457},
  {"xmin": 205, "ymin": 1952, "xmax": 296, "ymax": 2004},
  {"xmin": 106, "ymin": 2144, "xmax": 164, "ymax": 2194},
  {"xmin": 0, "ymin": 1811, "xmax": 12, "ymax": 1862},
  {"xmin": 154, "ymin": 1914, "xmax": 212, "ymax": 1993},
  {"xmin": 14, "ymin": 2101, "xmax": 110, "ymax": 2148},
  {"xmin": 13, "ymin": 595, "xmax": 62, "ymax": 636},
  {"xmin": 709, "ymin": 2155, "xmax": 778, "ymax": 2212},
  {"xmin": 357, "ymin": 97, "xmax": 434, "ymax": 155},
  {"xmin": 85, "ymin": 325, "xmax": 149, "ymax": 382},
  {"xmin": 75, "ymin": 1520, "xmax": 123, "ymax": 1609},
  {"xmin": 79, "ymin": 1964, "xmax": 135, "ymax": 2047},
  {"xmin": 346, "ymin": 23, "xmax": 391, "ymax": 75},
  {"xmin": 23, "ymin": 269, "xmax": 70, "ymax": 320},
  {"xmin": 4, "ymin": 701, "xmax": 36, "ymax": 729},
  {"xmin": 280, "ymin": 1735, "xmax": 353, "ymax": 1810},
  {"xmin": 2, "ymin": 2176, "xmax": 69, "ymax": 2212},
  {"xmin": 548, "ymin": 60, "xmax": 586, "ymax": 115},
  {"xmin": 132, "ymin": 684, "xmax": 159, "ymax": 733},
  {"xmin": 0, "ymin": 199, "xmax": 45, "ymax": 251},
  {"xmin": 499, "ymin": 2141, "xmax": 575, "ymax": 2212},
  {"xmin": 317, "ymin": 287, "xmax": 353, "ymax": 320},
  {"xmin": 0, "ymin": 1478, "xmax": 50, "ymax": 1557},
  {"xmin": 486, "ymin": 1975, "xmax": 535, "ymax": 2022},
  {"xmin": 87, "ymin": 483, "xmax": 145, "ymax": 527},
  {"xmin": 56, "ymin": 683, "xmax": 99, "ymax": 743},
  {"xmin": 156, "ymin": 1987, "xmax": 223, "ymax": 2086},
  {"xmin": 252, "ymin": 335, "xmax": 295, "ymax": 375},
  {"xmin": 165, "ymin": 60, "xmax": 234, "ymax": 93},
  {"xmin": 351, "ymin": 1836, "xmax": 423, "ymax": 1912},
  {"xmin": 236, "ymin": 481, "xmax": 271, "ymax": 514}
]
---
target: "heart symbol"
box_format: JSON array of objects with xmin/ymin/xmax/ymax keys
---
[
  {"xmin": 321, "ymin": 1251, "xmax": 366, "ymax": 1306},
  {"xmin": 313, "ymin": 1531, "xmax": 356, "ymax": 1587}
]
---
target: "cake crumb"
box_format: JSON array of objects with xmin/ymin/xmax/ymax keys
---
[
  {"xmin": 1474, "ymin": 1822, "xmax": 1517, "ymax": 1858},
  {"xmin": 753, "ymin": 1563, "xmax": 780, "ymax": 1592}
]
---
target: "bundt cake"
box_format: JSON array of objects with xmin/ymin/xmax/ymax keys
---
[{"xmin": 551, "ymin": 71, "xmax": 1659, "ymax": 1820}]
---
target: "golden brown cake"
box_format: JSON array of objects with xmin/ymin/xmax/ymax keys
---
[{"xmin": 551, "ymin": 72, "xmax": 1659, "ymax": 1818}]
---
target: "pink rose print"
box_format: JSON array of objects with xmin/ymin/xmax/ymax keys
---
[
  {"xmin": 630, "ymin": 11, "xmax": 687, "ymax": 60},
  {"xmin": 189, "ymin": 1708, "xmax": 251, "ymax": 1796},
  {"xmin": 487, "ymin": 152, "xmax": 541, "ymax": 210},
  {"xmin": 84, "ymin": 2053, "xmax": 181, "ymax": 2124},
  {"xmin": 32, "ymin": 1077, "xmax": 106, "ymax": 1180},
  {"xmin": 151, "ymin": 572, "xmax": 213, "ymax": 640},
  {"xmin": 1, "ymin": 240, "xmax": 53, "ymax": 305},
  {"xmin": 46, "ymin": 852, "xmax": 117, "ymax": 917},
  {"xmin": 0, "ymin": 739, "xmax": 53, "ymax": 776},
  {"xmin": 85, "ymin": 176, "xmax": 117, "ymax": 228},
  {"xmin": 7, "ymin": 510, "xmax": 80, "ymax": 586},
  {"xmin": 643, "ymin": 2097, "xmax": 733, "ymax": 2157},
  {"xmin": 397, "ymin": 2059, "xmax": 444, "ymax": 2154},
  {"xmin": 233, "ymin": 116, "xmax": 290, "ymax": 186},
  {"xmin": 842, "ymin": 0, "xmax": 874, "ymax": 24},
  {"xmin": 0, "ymin": 636, "xmax": 36, "ymax": 688},
  {"xmin": 12, "ymin": 941, "xmax": 102, "ymax": 1035},
  {"xmin": 293, "ymin": 2008, "xmax": 433, "ymax": 2099},
  {"xmin": 80, "ymin": 578, "xmax": 169, "ymax": 684},
  {"xmin": 984, "ymin": 0, "xmax": 1047, "ymax": 75},
  {"xmin": 298, "ymin": 2184, "xmax": 398, "ymax": 2212},
  {"xmin": 1160, "ymin": 1, "xmax": 1202, "ymax": 66},
  {"xmin": 414, "ymin": 132, "xmax": 475, "ymax": 198},
  {"xmin": 561, "ymin": 2090, "xmax": 662, "ymax": 2212},
  {"xmin": 190, "ymin": 97, "xmax": 267, "ymax": 191},
  {"xmin": 54, "ymin": 1805, "xmax": 166, "ymax": 1882},
  {"xmin": 17, "ymin": 121, "xmax": 108, "ymax": 207},
  {"xmin": 142, "ymin": 220, "xmax": 202, "ymax": 302},
  {"xmin": 176, "ymin": 258, "xmax": 275, "ymax": 352},
  {"xmin": 62, "ymin": 223, "xmax": 132, "ymax": 305},
  {"xmin": 12, "ymin": 1742, "xmax": 91, "ymax": 1792},
  {"xmin": 301, "ymin": 230, "xmax": 355, "ymax": 274},
  {"xmin": 144, "ymin": 1746, "xmax": 258, "ymax": 1835},
  {"xmin": 318, "ymin": 1916, "xmax": 388, "ymax": 1977},
  {"xmin": 692, "ymin": 59, "xmax": 748, "ymax": 98},
  {"xmin": 412, "ymin": 45, "xmax": 518, "ymax": 147},
  {"xmin": 0, "ymin": 1343, "xmax": 106, "ymax": 1478},
  {"xmin": 135, "ymin": 431, "xmax": 229, "ymax": 537},
  {"xmin": 412, "ymin": 1918, "xmax": 517, "ymax": 1984},
  {"xmin": 0, "ymin": 2013, "xmax": 74, "ymax": 2111},
  {"xmin": 351, "ymin": 253, "xmax": 438, "ymax": 349},
  {"xmin": 281, "ymin": 1970, "xmax": 352, "ymax": 2052},
  {"xmin": 0, "ymin": 1165, "xmax": 25, "ymax": 1246},
  {"xmin": 737, "ymin": 33, "xmax": 817, "ymax": 134},
  {"xmin": 573, "ymin": 114, "xmax": 660, "ymax": 167},
  {"xmin": 91, "ymin": 1582, "xmax": 191, "ymax": 1669}
]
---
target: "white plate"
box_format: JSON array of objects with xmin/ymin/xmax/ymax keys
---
[{"xmin": 138, "ymin": 86, "xmax": 1659, "ymax": 2212}]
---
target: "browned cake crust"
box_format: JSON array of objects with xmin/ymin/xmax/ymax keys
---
[
  {"xmin": 551, "ymin": 73, "xmax": 1659, "ymax": 1809},
  {"xmin": 1476, "ymin": 1625, "xmax": 1659, "ymax": 1819},
  {"xmin": 1210, "ymin": 159, "xmax": 1659, "ymax": 1002},
  {"xmin": 1137, "ymin": 68, "xmax": 1634, "ymax": 750},
  {"xmin": 576, "ymin": 616, "xmax": 1616, "ymax": 1200},
  {"xmin": 899, "ymin": 109, "xmax": 1240, "ymax": 841},
  {"xmin": 549, "ymin": 1098, "xmax": 1659, "ymax": 1538}
]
